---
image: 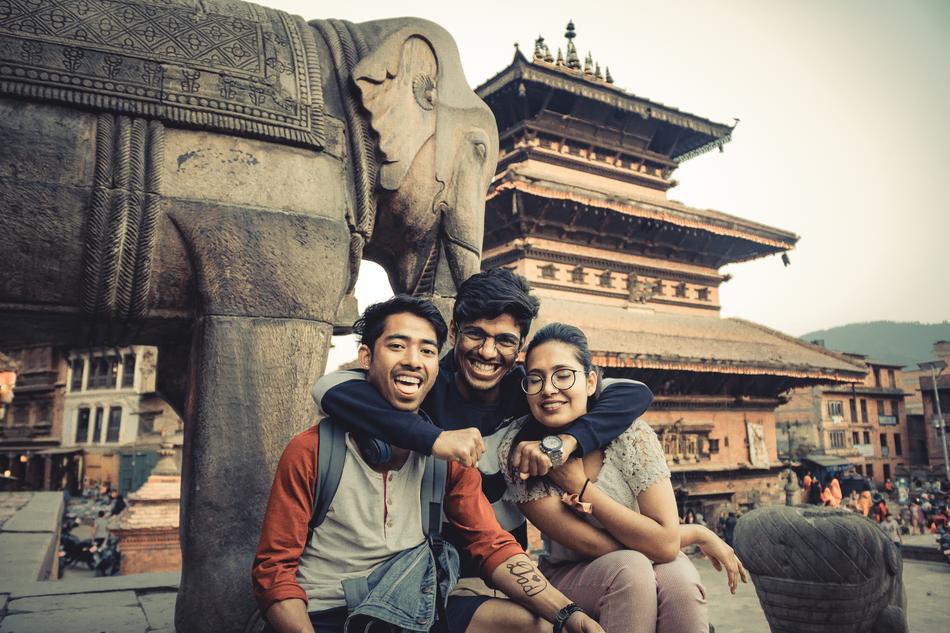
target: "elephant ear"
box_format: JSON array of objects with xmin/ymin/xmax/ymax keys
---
[{"xmin": 354, "ymin": 32, "xmax": 438, "ymax": 191}]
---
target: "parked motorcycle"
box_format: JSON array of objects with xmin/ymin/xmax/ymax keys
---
[
  {"xmin": 59, "ymin": 514, "xmax": 96, "ymax": 570},
  {"xmin": 938, "ymin": 529, "xmax": 950, "ymax": 566},
  {"xmin": 93, "ymin": 535, "xmax": 121, "ymax": 577}
]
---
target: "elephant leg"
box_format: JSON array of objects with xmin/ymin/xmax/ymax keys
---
[{"xmin": 175, "ymin": 315, "xmax": 331, "ymax": 633}]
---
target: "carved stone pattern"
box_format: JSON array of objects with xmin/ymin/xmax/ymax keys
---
[
  {"xmin": 734, "ymin": 506, "xmax": 907, "ymax": 633},
  {"xmin": 0, "ymin": 0, "xmax": 325, "ymax": 149},
  {"xmin": 80, "ymin": 112, "xmax": 164, "ymax": 321}
]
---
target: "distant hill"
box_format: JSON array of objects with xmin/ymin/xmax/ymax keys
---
[{"xmin": 800, "ymin": 321, "xmax": 950, "ymax": 368}]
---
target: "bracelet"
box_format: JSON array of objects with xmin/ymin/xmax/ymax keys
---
[
  {"xmin": 578, "ymin": 478, "xmax": 591, "ymax": 501},
  {"xmin": 552, "ymin": 602, "xmax": 584, "ymax": 633}
]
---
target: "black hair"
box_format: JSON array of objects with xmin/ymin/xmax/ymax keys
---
[
  {"xmin": 525, "ymin": 322, "xmax": 593, "ymax": 372},
  {"xmin": 353, "ymin": 294, "xmax": 448, "ymax": 351},
  {"xmin": 452, "ymin": 268, "xmax": 540, "ymax": 340}
]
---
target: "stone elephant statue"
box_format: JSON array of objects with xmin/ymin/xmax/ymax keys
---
[
  {"xmin": 0, "ymin": 2, "xmax": 497, "ymax": 631},
  {"xmin": 734, "ymin": 506, "xmax": 907, "ymax": 633}
]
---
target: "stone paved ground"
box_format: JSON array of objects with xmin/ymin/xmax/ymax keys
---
[
  {"xmin": 698, "ymin": 555, "xmax": 950, "ymax": 632},
  {"xmin": 0, "ymin": 492, "xmax": 32, "ymax": 526},
  {"xmin": 0, "ymin": 558, "xmax": 945, "ymax": 632}
]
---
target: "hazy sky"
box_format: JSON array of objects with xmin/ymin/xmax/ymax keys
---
[{"xmin": 252, "ymin": 0, "xmax": 950, "ymax": 368}]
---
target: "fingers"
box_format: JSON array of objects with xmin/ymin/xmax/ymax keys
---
[
  {"xmin": 726, "ymin": 564, "xmax": 737, "ymax": 594},
  {"xmin": 737, "ymin": 558, "xmax": 749, "ymax": 584},
  {"xmin": 709, "ymin": 556, "xmax": 722, "ymax": 572},
  {"xmin": 511, "ymin": 441, "xmax": 529, "ymax": 471}
]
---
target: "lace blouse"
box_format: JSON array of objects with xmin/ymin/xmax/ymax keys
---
[{"xmin": 498, "ymin": 416, "xmax": 671, "ymax": 564}]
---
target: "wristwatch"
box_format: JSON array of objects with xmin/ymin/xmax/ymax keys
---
[
  {"xmin": 552, "ymin": 602, "xmax": 584, "ymax": 633},
  {"xmin": 539, "ymin": 435, "xmax": 564, "ymax": 467}
]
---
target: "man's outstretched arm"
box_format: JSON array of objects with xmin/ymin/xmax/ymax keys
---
[
  {"xmin": 443, "ymin": 463, "xmax": 603, "ymax": 633},
  {"xmin": 312, "ymin": 371, "xmax": 484, "ymax": 466}
]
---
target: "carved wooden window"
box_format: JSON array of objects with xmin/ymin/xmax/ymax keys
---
[
  {"xmin": 894, "ymin": 433, "xmax": 902, "ymax": 456},
  {"xmin": 674, "ymin": 282, "xmax": 687, "ymax": 298},
  {"xmin": 539, "ymin": 264, "xmax": 557, "ymax": 280},
  {"xmin": 696, "ymin": 287, "xmax": 710, "ymax": 301},
  {"xmin": 75, "ymin": 408, "xmax": 90, "ymax": 444},
  {"xmin": 13, "ymin": 405, "xmax": 29, "ymax": 426},
  {"xmin": 849, "ymin": 399, "xmax": 858, "ymax": 423},
  {"xmin": 890, "ymin": 400, "xmax": 898, "ymax": 416},
  {"xmin": 92, "ymin": 407, "xmax": 104, "ymax": 443},
  {"xmin": 122, "ymin": 353, "xmax": 136, "ymax": 388},
  {"xmin": 652, "ymin": 279, "xmax": 664, "ymax": 295},
  {"xmin": 599, "ymin": 271, "xmax": 613, "ymax": 288},
  {"xmin": 863, "ymin": 430, "xmax": 871, "ymax": 444},
  {"xmin": 571, "ymin": 266, "xmax": 586, "ymax": 284},
  {"xmin": 708, "ymin": 438, "xmax": 719, "ymax": 453},
  {"xmin": 829, "ymin": 431, "xmax": 845, "ymax": 448},
  {"xmin": 827, "ymin": 401, "xmax": 843, "ymax": 418},
  {"xmin": 106, "ymin": 407, "xmax": 122, "ymax": 443},
  {"xmin": 852, "ymin": 431, "xmax": 860, "ymax": 445},
  {"xmin": 70, "ymin": 359, "xmax": 84, "ymax": 392},
  {"xmin": 860, "ymin": 399, "xmax": 868, "ymax": 423}
]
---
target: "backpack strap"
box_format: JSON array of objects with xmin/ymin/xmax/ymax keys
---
[
  {"xmin": 421, "ymin": 454, "xmax": 448, "ymax": 537},
  {"xmin": 310, "ymin": 417, "xmax": 347, "ymax": 533}
]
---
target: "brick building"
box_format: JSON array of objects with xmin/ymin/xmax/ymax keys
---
[
  {"xmin": 0, "ymin": 346, "xmax": 78, "ymax": 491},
  {"xmin": 776, "ymin": 356, "xmax": 910, "ymax": 484},
  {"xmin": 475, "ymin": 26, "xmax": 865, "ymax": 518},
  {"xmin": 919, "ymin": 341, "xmax": 950, "ymax": 481}
]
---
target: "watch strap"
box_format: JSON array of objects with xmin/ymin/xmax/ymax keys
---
[{"xmin": 552, "ymin": 602, "xmax": 584, "ymax": 633}]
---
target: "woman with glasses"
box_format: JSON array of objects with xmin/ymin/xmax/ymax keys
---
[{"xmin": 498, "ymin": 323, "xmax": 746, "ymax": 633}]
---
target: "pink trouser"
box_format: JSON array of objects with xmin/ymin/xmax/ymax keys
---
[{"xmin": 539, "ymin": 550, "xmax": 708, "ymax": 633}]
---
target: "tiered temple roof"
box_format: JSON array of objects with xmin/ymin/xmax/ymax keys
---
[{"xmin": 476, "ymin": 22, "xmax": 865, "ymax": 394}]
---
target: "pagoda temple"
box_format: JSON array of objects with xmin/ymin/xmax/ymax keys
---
[{"xmin": 475, "ymin": 23, "xmax": 866, "ymax": 517}]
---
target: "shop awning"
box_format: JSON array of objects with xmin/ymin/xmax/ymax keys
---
[{"xmin": 801, "ymin": 454, "xmax": 852, "ymax": 468}]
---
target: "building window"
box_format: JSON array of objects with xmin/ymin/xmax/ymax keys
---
[
  {"xmin": 829, "ymin": 431, "xmax": 845, "ymax": 448},
  {"xmin": 12, "ymin": 405, "xmax": 29, "ymax": 426},
  {"xmin": 75, "ymin": 408, "xmax": 90, "ymax": 443},
  {"xmin": 883, "ymin": 463, "xmax": 891, "ymax": 480},
  {"xmin": 539, "ymin": 264, "xmax": 557, "ymax": 280},
  {"xmin": 122, "ymin": 353, "xmax": 136, "ymax": 388},
  {"xmin": 894, "ymin": 433, "xmax": 902, "ymax": 456},
  {"xmin": 877, "ymin": 400, "xmax": 885, "ymax": 416},
  {"xmin": 887, "ymin": 369, "xmax": 895, "ymax": 387},
  {"xmin": 866, "ymin": 463, "xmax": 874, "ymax": 478},
  {"xmin": 873, "ymin": 368, "xmax": 881, "ymax": 387},
  {"xmin": 852, "ymin": 431, "xmax": 860, "ymax": 445},
  {"xmin": 91, "ymin": 407, "xmax": 104, "ymax": 444},
  {"xmin": 890, "ymin": 400, "xmax": 898, "ymax": 417},
  {"xmin": 652, "ymin": 279, "xmax": 664, "ymax": 295},
  {"xmin": 855, "ymin": 464, "xmax": 864, "ymax": 475},
  {"xmin": 827, "ymin": 401, "xmax": 844, "ymax": 418},
  {"xmin": 708, "ymin": 438, "xmax": 720, "ymax": 453},
  {"xmin": 696, "ymin": 287, "xmax": 710, "ymax": 301},
  {"xmin": 863, "ymin": 431, "xmax": 871, "ymax": 444},
  {"xmin": 598, "ymin": 270, "xmax": 613, "ymax": 288},
  {"xmin": 674, "ymin": 283, "xmax": 687, "ymax": 298},
  {"xmin": 70, "ymin": 359, "xmax": 84, "ymax": 392},
  {"xmin": 860, "ymin": 399, "xmax": 868, "ymax": 423},
  {"xmin": 106, "ymin": 407, "xmax": 122, "ymax": 443},
  {"xmin": 849, "ymin": 399, "xmax": 857, "ymax": 423},
  {"xmin": 571, "ymin": 266, "xmax": 586, "ymax": 284},
  {"xmin": 880, "ymin": 432, "xmax": 889, "ymax": 457}
]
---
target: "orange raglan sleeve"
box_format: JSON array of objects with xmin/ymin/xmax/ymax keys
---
[
  {"xmin": 252, "ymin": 426, "xmax": 319, "ymax": 614},
  {"xmin": 443, "ymin": 462, "xmax": 525, "ymax": 581}
]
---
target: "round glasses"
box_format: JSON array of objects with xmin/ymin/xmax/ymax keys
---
[
  {"xmin": 458, "ymin": 326, "xmax": 520, "ymax": 354},
  {"xmin": 521, "ymin": 368, "xmax": 585, "ymax": 395}
]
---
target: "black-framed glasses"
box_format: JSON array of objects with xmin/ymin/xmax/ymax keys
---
[
  {"xmin": 458, "ymin": 326, "xmax": 520, "ymax": 353},
  {"xmin": 521, "ymin": 368, "xmax": 585, "ymax": 395}
]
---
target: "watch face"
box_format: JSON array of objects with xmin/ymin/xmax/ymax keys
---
[{"xmin": 541, "ymin": 435, "xmax": 562, "ymax": 452}]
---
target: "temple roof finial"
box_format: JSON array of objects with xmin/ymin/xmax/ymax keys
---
[
  {"xmin": 565, "ymin": 19, "xmax": 576, "ymax": 40},
  {"xmin": 595, "ymin": 62, "xmax": 602, "ymax": 80},
  {"xmin": 556, "ymin": 47, "xmax": 564, "ymax": 65},
  {"xmin": 534, "ymin": 36, "xmax": 545, "ymax": 60},
  {"xmin": 605, "ymin": 66, "xmax": 614, "ymax": 83},
  {"xmin": 584, "ymin": 52, "xmax": 593, "ymax": 75}
]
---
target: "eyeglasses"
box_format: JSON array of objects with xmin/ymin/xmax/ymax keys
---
[
  {"xmin": 458, "ymin": 326, "xmax": 520, "ymax": 353},
  {"xmin": 521, "ymin": 368, "xmax": 585, "ymax": 395}
]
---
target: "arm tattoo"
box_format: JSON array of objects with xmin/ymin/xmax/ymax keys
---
[{"xmin": 506, "ymin": 560, "xmax": 548, "ymax": 596}]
